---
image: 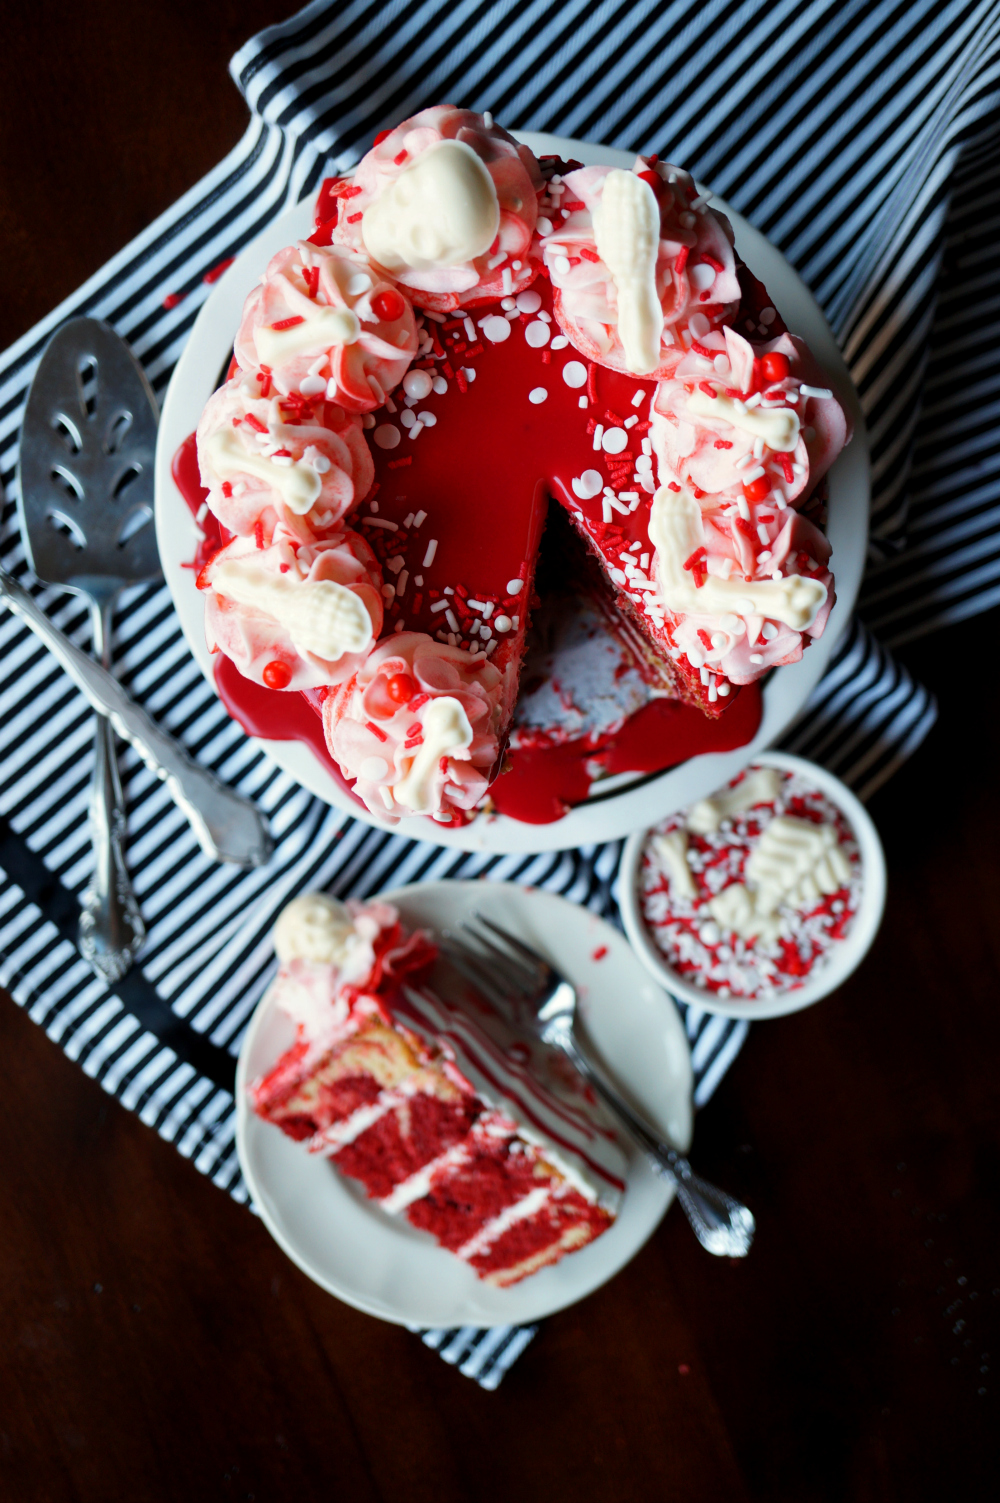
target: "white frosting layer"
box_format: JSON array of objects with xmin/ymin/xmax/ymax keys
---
[
  {"xmin": 200, "ymin": 525, "xmax": 383, "ymax": 691},
  {"xmin": 332, "ymin": 105, "xmax": 543, "ymax": 311}
]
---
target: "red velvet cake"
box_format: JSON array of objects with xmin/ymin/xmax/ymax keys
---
[
  {"xmin": 191, "ymin": 104, "xmax": 852, "ymax": 826},
  {"xmin": 250, "ymin": 893, "xmax": 623, "ymax": 1286}
]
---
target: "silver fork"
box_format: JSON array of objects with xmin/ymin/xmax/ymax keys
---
[{"xmin": 443, "ymin": 915, "xmax": 755, "ymax": 1258}]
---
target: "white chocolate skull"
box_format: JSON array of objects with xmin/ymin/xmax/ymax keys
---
[{"xmin": 361, "ymin": 140, "xmax": 500, "ymax": 273}]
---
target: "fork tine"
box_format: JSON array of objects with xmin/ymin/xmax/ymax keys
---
[
  {"xmin": 473, "ymin": 915, "xmax": 552, "ymax": 977},
  {"xmin": 459, "ymin": 919, "xmax": 539, "ymax": 996},
  {"xmin": 440, "ymin": 937, "xmax": 516, "ymax": 1008}
]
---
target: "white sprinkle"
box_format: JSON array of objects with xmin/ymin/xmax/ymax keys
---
[
  {"xmin": 759, "ymin": 307, "xmax": 776, "ymax": 325},
  {"xmin": 718, "ymin": 681, "xmax": 731, "ymax": 696},
  {"xmin": 413, "ymin": 510, "xmax": 427, "ymax": 528},
  {"xmin": 571, "ymin": 469, "xmax": 603, "ymax": 500},
  {"xmin": 708, "ymin": 678, "xmax": 718, "ymax": 703},
  {"xmin": 680, "ymin": 211, "xmax": 696, "ymax": 229},
  {"xmin": 445, "ymin": 608, "xmax": 460, "ymax": 632},
  {"xmin": 423, "ymin": 538, "xmax": 438, "ymax": 567},
  {"xmin": 689, "ymin": 312, "xmax": 711, "ymax": 338},
  {"xmin": 399, "ymin": 408, "xmax": 416, "ymax": 429},
  {"xmin": 737, "ymin": 494, "xmax": 751, "ymax": 521},
  {"xmin": 749, "ymin": 653, "xmax": 764, "ymax": 664},
  {"xmin": 757, "ymin": 523, "xmax": 770, "ymax": 546},
  {"xmin": 463, "ymin": 367, "xmax": 477, "ymax": 382},
  {"xmin": 711, "ymin": 631, "xmax": 727, "ymax": 650},
  {"xmin": 482, "ymin": 315, "xmax": 511, "ymax": 344},
  {"xmin": 424, "ymin": 309, "xmax": 445, "ymax": 323},
  {"xmin": 592, "ymin": 423, "xmax": 604, "ymax": 451},
  {"xmin": 461, "ymin": 316, "xmax": 476, "ymax": 343},
  {"xmin": 511, "ymin": 614, "xmax": 519, "ymax": 629},
  {"xmin": 506, "ymin": 579, "xmax": 524, "ymax": 596},
  {"xmin": 562, "ymin": 361, "xmax": 588, "ymax": 389},
  {"xmin": 361, "ymin": 516, "xmax": 399, "ymax": 531},
  {"xmin": 800, "ymin": 384, "xmax": 833, "ymax": 399},
  {"xmin": 417, "ymin": 410, "xmax": 437, "ymax": 426},
  {"xmin": 554, "ymin": 255, "xmax": 571, "ymax": 275},
  {"xmin": 360, "ymin": 756, "xmax": 389, "ymax": 781},
  {"xmin": 430, "ymin": 598, "xmax": 450, "ymax": 613},
  {"xmin": 447, "ymin": 632, "xmax": 457, "ymax": 647},
  {"xmin": 687, "ymin": 648, "xmax": 705, "ymax": 669},
  {"xmin": 403, "ymin": 368, "xmax": 433, "ymax": 400},
  {"xmin": 618, "ymin": 491, "xmax": 640, "ymax": 502},
  {"xmin": 480, "ymin": 624, "xmax": 492, "ymax": 639},
  {"xmin": 762, "ymin": 621, "xmax": 778, "ymax": 640},
  {"xmin": 373, "ymin": 423, "xmax": 400, "ymax": 450},
  {"xmin": 551, "ymin": 334, "xmax": 570, "ymax": 350},
  {"xmin": 501, "ymin": 296, "xmax": 516, "ymax": 310},
  {"xmin": 381, "ymin": 583, "xmax": 396, "ymax": 600},
  {"xmin": 690, "ymin": 262, "xmax": 716, "ymax": 292},
  {"xmin": 494, "ymin": 614, "xmax": 512, "ymax": 632},
  {"xmin": 483, "ymin": 110, "xmax": 493, "ymax": 128},
  {"xmin": 745, "ymin": 393, "xmax": 763, "ymax": 409},
  {"xmin": 387, "ymin": 554, "xmax": 404, "ymax": 575},
  {"xmin": 528, "ymin": 387, "xmax": 548, "ymax": 404},
  {"xmin": 432, "ymin": 375, "xmax": 448, "ymax": 395},
  {"xmin": 443, "ymin": 586, "xmax": 453, "ymax": 595},
  {"xmin": 629, "ymin": 389, "xmax": 646, "ymax": 408},
  {"xmin": 486, "ymin": 251, "xmax": 507, "ymax": 269},
  {"xmin": 578, "ymin": 395, "xmax": 588, "ymax": 408},
  {"xmin": 414, "ymin": 575, "xmax": 423, "ymax": 587},
  {"xmin": 602, "ymin": 427, "xmax": 628, "ymax": 455},
  {"xmin": 397, "ymin": 570, "xmax": 408, "ymax": 597},
  {"xmin": 641, "ymin": 437, "xmax": 652, "ymax": 456},
  {"xmin": 502, "ymin": 267, "xmax": 513, "ymax": 295},
  {"xmin": 742, "ymin": 465, "xmax": 765, "ymax": 482},
  {"xmin": 516, "ymin": 290, "xmax": 542, "ymax": 313},
  {"xmin": 394, "ymin": 619, "xmax": 405, "ymax": 632},
  {"xmin": 525, "ymin": 320, "xmax": 550, "ymax": 348},
  {"xmin": 608, "ymin": 497, "xmax": 630, "ymax": 515},
  {"xmin": 384, "ymin": 394, "xmax": 397, "ymax": 414},
  {"xmin": 408, "ymin": 420, "xmax": 424, "ymax": 440},
  {"xmin": 602, "ymin": 498, "xmax": 613, "ymax": 523},
  {"xmin": 482, "ymin": 601, "xmax": 494, "ymax": 619},
  {"xmin": 700, "ymin": 665, "xmax": 710, "ymax": 685},
  {"xmin": 635, "ymin": 454, "xmax": 653, "ymax": 474},
  {"xmin": 640, "ymin": 553, "xmax": 649, "ymax": 570},
  {"xmin": 299, "ymin": 374, "xmax": 327, "ymax": 396},
  {"xmin": 468, "ymin": 599, "xmax": 488, "ymax": 613}
]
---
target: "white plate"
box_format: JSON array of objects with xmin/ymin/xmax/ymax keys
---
[
  {"xmin": 618, "ymin": 751, "xmax": 888, "ymax": 1019},
  {"xmin": 235, "ymin": 880, "xmax": 693, "ymax": 1328},
  {"xmin": 155, "ymin": 130, "xmax": 870, "ymax": 853}
]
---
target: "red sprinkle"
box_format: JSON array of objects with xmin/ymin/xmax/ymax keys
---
[
  {"xmin": 373, "ymin": 130, "xmax": 392, "ymax": 146},
  {"xmin": 587, "ymin": 363, "xmax": 597, "ymax": 402},
  {"xmin": 408, "ymin": 693, "xmax": 430, "ymax": 712},
  {"xmin": 675, "ymin": 246, "xmax": 689, "ymax": 274},
  {"xmin": 254, "ymin": 520, "xmax": 266, "ymax": 551},
  {"xmin": 346, "ymin": 212, "xmax": 363, "ymax": 223},
  {"xmin": 777, "ymin": 453, "xmax": 795, "ymax": 482},
  {"xmin": 262, "ymin": 661, "xmax": 291, "ymax": 689},
  {"xmin": 579, "ymin": 247, "xmax": 601, "ymax": 262},
  {"xmin": 203, "ymin": 257, "xmax": 235, "ymax": 285},
  {"xmin": 683, "ymin": 547, "xmax": 707, "ymax": 571},
  {"xmin": 244, "ymin": 413, "xmax": 268, "ymax": 433},
  {"xmin": 591, "ymin": 945, "xmax": 609, "ymax": 961},
  {"xmin": 668, "ymin": 481, "xmax": 682, "ymax": 492},
  {"xmin": 304, "ymin": 266, "xmax": 320, "ymax": 298},
  {"xmin": 698, "ymin": 380, "xmax": 717, "ymax": 398},
  {"xmin": 221, "ymin": 481, "xmax": 232, "ymax": 497},
  {"xmin": 456, "ymin": 369, "xmax": 468, "ymax": 394},
  {"xmin": 701, "ymin": 253, "xmax": 724, "ymax": 273},
  {"xmin": 387, "ymin": 456, "xmax": 412, "ymax": 469},
  {"xmin": 366, "ymin": 721, "xmax": 388, "ymax": 742},
  {"xmin": 439, "ymin": 757, "xmax": 449, "ymax": 774},
  {"xmin": 691, "ymin": 340, "xmax": 716, "ymax": 358},
  {"xmin": 541, "ymin": 349, "xmax": 551, "ymax": 363},
  {"xmin": 393, "ymin": 149, "xmax": 408, "ymax": 165},
  {"xmin": 162, "ymin": 291, "xmax": 185, "ymax": 310},
  {"xmin": 697, "ymin": 628, "xmax": 714, "ymax": 650},
  {"xmin": 714, "ymin": 440, "xmax": 733, "ymax": 449}
]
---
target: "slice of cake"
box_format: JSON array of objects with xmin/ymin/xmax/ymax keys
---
[{"xmin": 250, "ymin": 893, "xmax": 623, "ymax": 1286}]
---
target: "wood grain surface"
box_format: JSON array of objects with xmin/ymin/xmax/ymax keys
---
[{"xmin": 1, "ymin": 6, "xmax": 997, "ymax": 1499}]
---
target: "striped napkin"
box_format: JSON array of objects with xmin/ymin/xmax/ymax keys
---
[{"xmin": 3, "ymin": 0, "xmax": 998, "ymax": 1387}]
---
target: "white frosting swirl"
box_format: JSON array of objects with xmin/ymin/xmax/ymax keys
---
[
  {"xmin": 234, "ymin": 240, "xmax": 417, "ymax": 412},
  {"xmin": 196, "ymin": 376, "xmax": 374, "ymax": 542},
  {"xmin": 199, "ymin": 524, "xmax": 383, "ymax": 691},
  {"xmin": 537, "ymin": 158, "xmax": 741, "ymax": 377},
  {"xmin": 323, "ymin": 633, "xmax": 503, "ymax": 823},
  {"xmin": 332, "ymin": 106, "xmax": 544, "ymax": 312}
]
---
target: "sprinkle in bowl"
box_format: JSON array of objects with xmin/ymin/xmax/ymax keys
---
[{"xmin": 618, "ymin": 751, "xmax": 886, "ymax": 1020}]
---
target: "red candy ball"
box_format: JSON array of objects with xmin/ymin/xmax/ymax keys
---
[
  {"xmin": 371, "ymin": 288, "xmax": 406, "ymax": 323},
  {"xmin": 760, "ymin": 351, "xmax": 790, "ymax": 383},
  {"xmin": 743, "ymin": 476, "xmax": 771, "ymax": 504},
  {"xmin": 386, "ymin": 671, "xmax": 416, "ymax": 703},
  {"xmin": 263, "ymin": 661, "xmax": 292, "ymax": 689}
]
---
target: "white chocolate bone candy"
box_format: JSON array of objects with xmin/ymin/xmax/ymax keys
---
[
  {"xmin": 686, "ymin": 767, "xmax": 782, "ymax": 834},
  {"xmin": 202, "ymin": 426, "xmax": 323, "ymax": 516},
  {"xmin": 649, "ymin": 829, "xmax": 697, "ymax": 900},
  {"xmin": 393, "ymin": 696, "xmax": 473, "ymax": 813},
  {"xmin": 362, "ymin": 141, "xmax": 500, "ymax": 274},
  {"xmin": 592, "ymin": 170, "xmax": 664, "ymax": 376},
  {"xmin": 213, "ymin": 559, "xmax": 375, "ymax": 660},
  {"xmin": 686, "ymin": 388, "xmax": 800, "ymax": 452},
  {"xmin": 745, "ymin": 815, "xmax": 851, "ymax": 912},
  {"xmin": 254, "ymin": 304, "xmax": 361, "ymax": 365}
]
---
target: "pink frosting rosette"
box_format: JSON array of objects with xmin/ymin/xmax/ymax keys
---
[
  {"xmin": 650, "ymin": 326, "xmax": 850, "ymax": 505},
  {"xmin": 324, "ymin": 633, "xmax": 504, "ymax": 824},
  {"xmin": 234, "ymin": 240, "xmax": 418, "ymax": 411},
  {"xmin": 196, "ymin": 376, "xmax": 374, "ymax": 542},
  {"xmin": 331, "ymin": 106, "xmax": 544, "ymax": 312},
  {"xmin": 198, "ymin": 524, "xmax": 384, "ymax": 692},
  {"xmin": 537, "ymin": 158, "xmax": 741, "ymax": 377}
]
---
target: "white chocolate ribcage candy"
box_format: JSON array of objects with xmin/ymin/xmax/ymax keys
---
[
  {"xmin": 649, "ymin": 829, "xmax": 697, "ymax": 900},
  {"xmin": 686, "ymin": 389, "xmax": 800, "ymax": 453},
  {"xmin": 686, "ymin": 767, "xmax": 782, "ymax": 834},
  {"xmin": 393, "ymin": 696, "xmax": 472, "ymax": 813},
  {"xmin": 592, "ymin": 170, "xmax": 664, "ymax": 376},
  {"xmin": 203, "ymin": 427, "xmax": 323, "ymax": 516},
  {"xmin": 362, "ymin": 140, "xmax": 500, "ymax": 274},
  {"xmin": 745, "ymin": 814, "xmax": 851, "ymax": 911},
  {"xmin": 213, "ymin": 559, "xmax": 375, "ymax": 662},
  {"xmin": 648, "ymin": 485, "xmax": 827, "ymax": 630},
  {"xmin": 707, "ymin": 883, "xmax": 781, "ymax": 943}
]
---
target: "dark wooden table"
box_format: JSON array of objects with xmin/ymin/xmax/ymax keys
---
[{"xmin": 2, "ymin": 6, "xmax": 997, "ymax": 1499}]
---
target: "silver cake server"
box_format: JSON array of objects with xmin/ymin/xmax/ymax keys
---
[{"xmin": 10, "ymin": 321, "xmax": 271, "ymax": 977}]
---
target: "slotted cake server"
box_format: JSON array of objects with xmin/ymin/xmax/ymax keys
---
[{"xmin": 12, "ymin": 318, "xmax": 271, "ymax": 981}]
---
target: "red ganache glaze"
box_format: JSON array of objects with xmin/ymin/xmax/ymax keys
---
[{"xmin": 490, "ymin": 683, "xmax": 762, "ymax": 824}]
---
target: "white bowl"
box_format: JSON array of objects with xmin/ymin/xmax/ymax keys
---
[
  {"xmin": 617, "ymin": 751, "xmax": 886, "ymax": 1019},
  {"xmin": 153, "ymin": 130, "xmax": 870, "ymax": 855}
]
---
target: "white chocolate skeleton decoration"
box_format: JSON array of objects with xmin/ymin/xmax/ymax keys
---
[
  {"xmin": 392, "ymin": 697, "xmax": 474, "ymax": 814},
  {"xmin": 591, "ymin": 169, "xmax": 664, "ymax": 376},
  {"xmin": 708, "ymin": 814, "xmax": 852, "ymax": 942},
  {"xmin": 362, "ymin": 141, "xmax": 500, "ymax": 276},
  {"xmin": 212, "ymin": 559, "xmax": 375, "ymax": 661},
  {"xmin": 648, "ymin": 829, "xmax": 697, "ymax": 900}
]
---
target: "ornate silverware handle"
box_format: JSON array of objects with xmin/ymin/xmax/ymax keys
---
[
  {"xmin": 1, "ymin": 569, "xmax": 272, "ymax": 868},
  {"xmin": 555, "ymin": 1022, "xmax": 755, "ymax": 1258}
]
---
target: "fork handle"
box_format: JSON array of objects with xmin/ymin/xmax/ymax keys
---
[
  {"xmin": 557, "ymin": 1028, "xmax": 755, "ymax": 1258},
  {"xmin": 0, "ymin": 568, "xmax": 272, "ymax": 867}
]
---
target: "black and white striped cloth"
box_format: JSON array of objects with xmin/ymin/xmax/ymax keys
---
[{"xmin": 2, "ymin": 0, "xmax": 996, "ymax": 1387}]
